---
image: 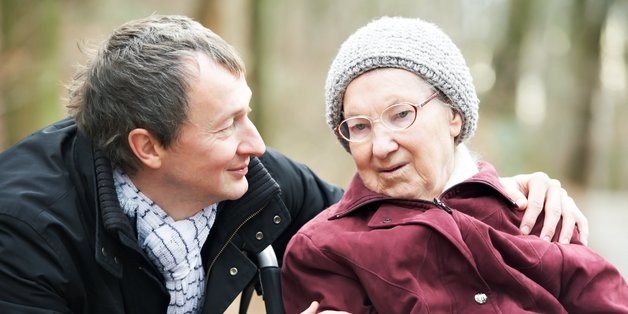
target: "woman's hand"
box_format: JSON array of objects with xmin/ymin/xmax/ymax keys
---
[
  {"xmin": 500, "ymin": 172, "xmax": 589, "ymax": 245},
  {"xmin": 301, "ymin": 301, "xmax": 351, "ymax": 314}
]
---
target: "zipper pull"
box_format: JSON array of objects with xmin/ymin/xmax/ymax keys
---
[{"xmin": 433, "ymin": 197, "xmax": 453, "ymax": 214}]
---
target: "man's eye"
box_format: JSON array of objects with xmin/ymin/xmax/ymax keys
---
[
  {"xmin": 210, "ymin": 119, "xmax": 235, "ymax": 135},
  {"xmin": 219, "ymin": 121, "xmax": 236, "ymax": 132}
]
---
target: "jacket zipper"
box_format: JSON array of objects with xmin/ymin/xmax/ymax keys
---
[
  {"xmin": 203, "ymin": 205, "xmax": 266, "ymax": 287},
  {"xmin": 433, "ymin": 197, "xmax": 453, "ymax": 214}
]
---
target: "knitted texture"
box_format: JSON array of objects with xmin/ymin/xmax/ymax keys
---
[
  {"xmin": 325, "ymin": 16, "xmax": 479, "ymax": 151},
  {"xmin": 114, "ymin": 168, "xmax": 217, "ymax": 314}
]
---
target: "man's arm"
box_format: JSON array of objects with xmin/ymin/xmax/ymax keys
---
[
  {"xmin": 500, "ymin": 172, "xmax": 589, "ymax": 245},
  {"xmin": 0, "ymin": 215, "xmax": 71, "ymax": 313}
]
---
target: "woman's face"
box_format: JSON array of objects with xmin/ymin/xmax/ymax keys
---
[{"xmin": 343, "ymin": 68, "xmax": 462, "ymax": 200}]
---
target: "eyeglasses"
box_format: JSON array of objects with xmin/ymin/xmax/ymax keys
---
[{"xmin": 335, "ymin": 90, "xmax": 441, "ymax": 143}]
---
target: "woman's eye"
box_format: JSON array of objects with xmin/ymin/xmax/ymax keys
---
[
  {"xmin": 353, "ymin": 123, "xmax": 367, "ymax": 131},
  {"xmin": 349, "ymin": 123, "xmax": 370, "ymax": 136},
  {"xmin": 395, "ymin": 110, "xmax": 412, "ymax": 119}
]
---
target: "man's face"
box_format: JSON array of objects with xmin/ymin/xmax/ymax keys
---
[{"xmin": 158, "ymin": 53, "xmax": 266, "ymax": 208}]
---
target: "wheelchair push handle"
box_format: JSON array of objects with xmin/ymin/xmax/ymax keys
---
[{"xmin": 256, "ymin": 245, "xmax": 285, "ymax": 314}]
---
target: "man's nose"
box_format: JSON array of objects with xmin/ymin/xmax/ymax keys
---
[{"xmin": 239, "ymin": 117, "xmax": 266, "ymax": 156}]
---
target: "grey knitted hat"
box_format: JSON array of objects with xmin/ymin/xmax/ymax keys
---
[{"xmin": 325, "ymin": 16, "xmax": 479, "ymax": 151}]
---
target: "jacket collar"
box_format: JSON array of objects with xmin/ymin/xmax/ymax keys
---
[
  {"xmin": 329, "ymin": 161, "xmax": 514, "ymax": 219},
  {"xmin": 93, "ymin": 147, "xmax": 136, "ymax": 277},
  {"xmin": 218, "ymin": 155, "xmax": 280, "ymax": 227},
  {"xmin": 90, "ymin": 146, "xmax": 282, "ymax": 277},
  {"xmin": 327, "ymin": 161, "xmax": 516, "ymax": 275},
  {"xmin": 204, "ymin": 156, "xmax": 283, "ymax": 257},
  {"xmin": 68, "ymin": 131, "xmax": 134, "ymax": 278}
]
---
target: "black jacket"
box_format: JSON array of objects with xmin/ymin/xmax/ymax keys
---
[{"xmin": 0, "ymin": 118, "xmax": 343, "ymax": 313}]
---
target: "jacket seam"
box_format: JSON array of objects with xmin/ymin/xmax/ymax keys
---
[
  {"xmin": 301, "ymin": 232, "xmax": 425, "ymax": 299},
  {"xmin": 0, "ymin": 213, "xmax": 69, "ymax": 297}
]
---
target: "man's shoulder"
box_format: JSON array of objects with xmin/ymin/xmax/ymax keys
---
[
  {"xmin": 258, "ymin": 147, "xmax": 295, "ymax": 168},
  {"xmin": 0, "ymin": 118, "xmax": 89, "ymax": 224},
  {"xmin": 257, "ymin": 147, "xmax": 306, "ymax": 187},
  {"xmin": 0, "ymin": 117, "xmax": 78, "ymax": 164}
]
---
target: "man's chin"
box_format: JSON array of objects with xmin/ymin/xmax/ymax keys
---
[{"xmin": 226, "ymin": 180, "xmax": 249, "ymax": 200}]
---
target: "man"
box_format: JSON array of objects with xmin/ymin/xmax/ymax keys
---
[{"xmin": 0, "ymin": 15, "xmax": 586, "ymax": 314}]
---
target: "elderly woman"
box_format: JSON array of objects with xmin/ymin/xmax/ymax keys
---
[{"xmin": 281, "ymin": 17, "xmax": 628, "ymax": 313}]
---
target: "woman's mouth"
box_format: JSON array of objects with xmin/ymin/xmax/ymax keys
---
[{"xmin": 379, "ymin": 164, "xmax": 405, "ymax": 174}]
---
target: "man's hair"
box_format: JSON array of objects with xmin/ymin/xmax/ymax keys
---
[{"xmin": 67, "ymin": 15, "xmax": 245, "ymax": 174}]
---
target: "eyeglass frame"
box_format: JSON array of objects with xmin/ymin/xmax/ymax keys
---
[{"xmin": 335, "ymin": 90, "xmax": 442, "ymax": 143}]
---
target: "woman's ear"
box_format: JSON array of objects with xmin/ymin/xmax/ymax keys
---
[
  {"xmin": 449, "ymin": 109, "xmax": 463, "ymax": 138},
  {"xmin": 127, "ymin": 128, "xmax": 164, "ymax": 170}
]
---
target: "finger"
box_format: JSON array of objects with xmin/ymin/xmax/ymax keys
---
[
  {"xmin": 507, "ymin": 184, "xmax": 528, "ymax": 211},
  {"xmin": 301, "ymin": 301, "xmax": 319, "ymax": 314},
  {"xmin": 558, "ymin": 188, "xmax": 576, "ymax": 244},
  {"xmin": 576, "ymin": 209, "xmax": 590, "ymax": 246},
  {"xmin": 519, "ymin": 172, "xmax": 550, "ymax": 235},
  {"xmin": 539, "ymin": 179, "xmax": 563, "ymax": 241},
  {"xmin": 499, "ymin": 175, "xmax": 529, "ymax": 211}
]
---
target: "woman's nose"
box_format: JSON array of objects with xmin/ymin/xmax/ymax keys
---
[{"xmin": 371, "ymin": 123, "xmax": 397, "ymax": 158}]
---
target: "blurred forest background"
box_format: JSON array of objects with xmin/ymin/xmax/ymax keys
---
[{"xmin": 1, "ymin": 0, "xmax": 627, "ymax": 310}]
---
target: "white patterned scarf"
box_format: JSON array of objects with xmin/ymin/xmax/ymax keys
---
[{"xmin": 113, "ymin": 168, "xmax": 217, "ymax": 314}]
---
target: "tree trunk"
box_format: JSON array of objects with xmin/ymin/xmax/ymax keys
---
[
  {"xmin": 0, "ymin": 0, "xmax": 62, "ymax": 149},
  {"xmin": 565, "ymin": 0, "xmax": 611, "ymax": 186},
  {"xmin": 484, "ymin": 0, "xmax": 536, "ymax": 116}
]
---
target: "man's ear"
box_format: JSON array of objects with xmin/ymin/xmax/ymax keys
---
[{"xmin": 127, "ymin": 128, "xmax": 164, "ymax": 170}]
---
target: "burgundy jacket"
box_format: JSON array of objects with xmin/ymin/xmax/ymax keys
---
[{"xmin": 281, "ymin": 162, "xmax": 628, "ymax": 313}]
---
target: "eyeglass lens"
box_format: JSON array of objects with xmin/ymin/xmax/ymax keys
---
[{"xmin": 338, "ymin": 103, "xmax": 417, "ymax": 142}]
